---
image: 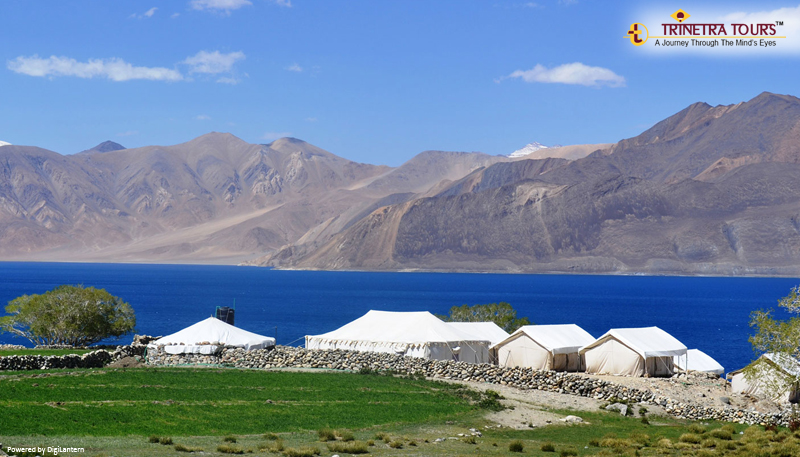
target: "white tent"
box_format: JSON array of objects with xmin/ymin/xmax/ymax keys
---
[
  {"xmin": 447, "ymin": 322, "xmax": 509, "ymax": 346},
  {"xmin": 305, "ymin": 310, "xmax": 491, "ymax": 363},
  {"xmin": 149, "ymin": 317, "xmax": 276, "ymax": 354},
  {"xmin": 729, "ymin": 353, "xmax": 800, "ymax": 403},
  {"xmin": 492, "ymin": 324, "xmax": 595, "ymax": 371},
  {"xmin": 580, "ymin": 327, "xmax": 687, "ymax": 377},
  {"xmin": 674, "ymin": 349, "xmax": 724, "ymax": 375}
]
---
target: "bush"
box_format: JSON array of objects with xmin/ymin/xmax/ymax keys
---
[
  {"xmin": 509, "ymin": 440, "xmax": 524, "ymax": 452},
  {"xmin": 366, "ymin": 440, "xmax": 375, "ymax": 447},
  {"xmin": 264, "ymin": 432, "xmax": 280, "ymax": 441},
  {"xmin": 559, "ymin": 448, "xmax": 578, "ymax": 457},
  {"xmin": 148, "ymin": 435, "xmax": 160, "ymax": 443},
  {"xmin": 216, "ymin": 444, "xmax": 244, "ymax": 454},
  {"xmin": 709, "ymin": 429, "xmax": 733, "ymax": 440},
  {"xmin": 374, "ymin": 432, "xmax": 390, "ymax": 442},
  {"xmin": 688, "ymin": 424, "xmax": 707, "ymax": 434},
  {"xmin": 389, "ymin": 440, "xmax": 403, "ymax": 449},
  {"xmin": 318, "ymin": 428, "xmax": 336, "ymax": 442},
  {"xmin": 174, "ymin": 444, "xmax": 202, "ymax": 453},
  {"xmin": 656, "ymin": 438, "xmax": 673, "ymax": 449},
  {"xmin": 282, "ymin": 447, "xmax": 320, "ymax": 457},
  {"xmin": 337, "ymin": 429, "xmax": 355, "ymax": 442},
  {"xmin": 159, "ymin": 437, "xmax": 173, "ymax": 445},
  {"xmin": 223, "ymin": 436, "xmax": 237, "ymax": 443},
  {"xmin": 541, "ymin": 442, "xmax": 556, "ymax": 452},
  {"xmin": 462, "ymin": 435, "xmax": 477, "ymax": 445},
  {"xmin": 326, "ymin": 441, "xmax": 369, "ymax": 454},
  {"xmin": 679, "ymin": 433, "xmax": 702, "ymax": 444}
]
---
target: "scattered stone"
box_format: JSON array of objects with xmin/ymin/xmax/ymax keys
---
[
  {"xmin": 606, "ymin": 403, "xmax": 628, "ymax": 416},
  {"xmin": 562, "ymin": 415, "xmax": 584, "ymax": 423},
  {"xmin": 719, "ymin": 396, "xmax": 731, "ymax": 405}
]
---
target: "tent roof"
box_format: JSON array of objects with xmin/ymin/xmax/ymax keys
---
[
  {"xmin": 448, "ymin": 322, "xmax": 509, "ymax": 346},
  {"xmin": 730, "ymin": 353, "xmax": 800, "ymax": 377},
  {"xmin": 306, "ymin": 310, "xmax": 491, "ymax": 345},
  {"xmin": 151, "ymin": 317, "xmax": 275, "ymax": 350},
  {"xmin": 580, "ymin": 327, "xmax": 687, "ymax": 358},
  {"xmin": 494, "ymin": 324, "xmax": 595, "ymax": 354},
  {"xmin": 675, "ymin": 349, "xmax": 724, "ymax": 375}
]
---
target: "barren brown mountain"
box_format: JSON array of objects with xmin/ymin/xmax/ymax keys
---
[
  {"xmin": 260, "ymin": 92, "xmax": 800, "ymax": 275},
  {"xmin": 0, "ymin": 133, "xmax": 505, "ymax": 263}
]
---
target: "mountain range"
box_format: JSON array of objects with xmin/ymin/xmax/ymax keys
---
[{"xmin": 2, "ymin": 92, "xmax": 800, "ymax": 275}]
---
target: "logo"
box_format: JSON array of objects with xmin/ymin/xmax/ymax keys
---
[
  {"xmin": 670, "ymin": 9, "xmax": 690, "ymax": 23},
  {"xmin": 625, "ymin": 8, "xmax": 785, "ymax": 50},
  {"xmin": 626, "ymin": 23, "xmax": 648, "ymax": 46}
]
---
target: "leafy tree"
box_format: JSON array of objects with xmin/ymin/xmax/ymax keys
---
[
  {"xmin": 746, "ymin": 285, "xmax": 800, "ymax": 401},
  {"xmin": 439, "ymin": 302, "xmax": 531, "ymax": 333},
  {"xmin": 0, "ymin": 285, "xmax": 136, "ymax": 346}
]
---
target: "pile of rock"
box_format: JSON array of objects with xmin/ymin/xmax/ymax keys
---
[{"xmin": 0, "ymin": 344, "xmax": 26, "ymax": 350}]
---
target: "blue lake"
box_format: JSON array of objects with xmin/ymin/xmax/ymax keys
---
[{"xmin": 0, "ymin": 262, "xmax": 797, "ymax": 374}]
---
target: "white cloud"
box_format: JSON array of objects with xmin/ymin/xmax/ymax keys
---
[
  {"xmin": 190, "ymin": 0, "xmax": 252, "ymax": 13},
  {"xmin": 718, "ymin": 5, "xmax": 800, "ymax": 52},
  {"xmin": 506, "ymin": 62, "xmax": 625, "ymax": 87},
  {"xmin": 262, "ymin": 131, "xmax": 292, "ymax": 141},
  {"xmin": 286, "ymin": 63, "xmax": 303, "ymax": 72},
  {"xmin": 183, "ymin": 50, "xmax": 245, "ymax": 74},
  {"xmin": 195, "ymin": 114, "xmax": 211, "ymax": 120},
  {"xmin": 117, "ymin": 131, "xmax": 139, "ymax": 137},
  {"xmin": 130, "ymin": 7, "xmax": 158, "ymax": 19},
  {"xmin": 7, "ymin": 55, "xmax": 183, "ymax": 82},
  {"xmin": 215, "ymin": 76, "xmax": 240, "ymax": 84},
  {"xmin": 558, "ymin": 0, "xmax": 578, "ymax": 5},
  {"xmin": 171, "ymin": 12, "xmax": 181, "ymax": 18},
  {"xmin": 273, "ymin": 0, "xmax": 292, "ymax": 6}
]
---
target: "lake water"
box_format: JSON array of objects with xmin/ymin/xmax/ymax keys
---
[{"xmin": 0, "ymin": 262, "xmax": 797, "ymax": 374}]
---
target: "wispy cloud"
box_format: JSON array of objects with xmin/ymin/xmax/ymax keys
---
[
  {"xmin": 117, "ymin": 130, "xmax": 139, "ymax": 137},
  {"xmin": 171, "ymin": 12, "xmax": 181, "ymax": 18},
  {"xmin": 183, "ymin": 50, "xmax": 245, "ymax": 74},
  {"xmin": 130, "ymin": 7, "xmax": 158, "ymax": 19},
  {"xmin": 190, "ymin": 0, "xmax": 252, "ymax": 14},
  {"xmin": 273, "ymin": 0, "xmax": 292, "ymax": 7},
  {"xmin": 216, "ymin": 76, "xmax": 240, "ymax": 84},
  {"xmin": 558, "ymin": 0, "xmax": 578, "ymax": 5},
  {"xmin": 305, "ymin": 117, "xmax": 317, "ymax": 122},
  {"xmin": 262, "ymin": 131, "xmax": 292, "ymax": 141},
  {"xmin": 7, "ymin": 55, "xmax": 183, "ymax": 81},
  {"xmin": 285, "ymin": 63, "xmax": 303, "ymax": 72},
  {"xmin": 195, "ymin": 114, "xmax": 211, "ymax": 120},
  {"xmin": 504, "ymin": 62, "xmax": 625, "ymax": 87}
]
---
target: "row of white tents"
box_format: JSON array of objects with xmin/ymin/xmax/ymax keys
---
[{"xmin": 147, "ymin": 310, "xmax": 725, "ymax": 378}]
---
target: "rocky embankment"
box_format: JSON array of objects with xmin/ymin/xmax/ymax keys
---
[
  {"xmin": 146, "ymin": 345, "xmax": 791, "ymax": 426},
  {"xmin": 0, "ymin": 345, "xmax": 145, "ymax": 371}
]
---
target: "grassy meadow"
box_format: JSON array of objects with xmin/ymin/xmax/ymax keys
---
[{"xmin": 2, "ymin": 365, "xmax": 800, "ymax": 456}]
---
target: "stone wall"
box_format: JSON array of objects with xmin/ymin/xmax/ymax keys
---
[
  {"xmin": 0, "ymin": 345, "xmax": 146, "ymax": 371},
  {"xmin": 144, "ymin": 345, "xmax": 792, "ymax": 427}
]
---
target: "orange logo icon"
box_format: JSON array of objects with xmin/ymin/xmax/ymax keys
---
[
  {"xmin": 626, "ymin": 23, "xmax": 648, "ymax": 46},
  {"xmin": 671, "ymin": 9, "xmax": 690, "ymax": 23}
]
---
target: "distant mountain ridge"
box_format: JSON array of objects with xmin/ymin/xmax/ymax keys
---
[
  {"xmin": 79, "ymin": 140, "xmax": 126, "ymax": 154},
  {"xmin": 3, "ymin": 92, "xmax": 800, "ymax": 276},
  {"xmin": 256, "ymin": 92, "xmax": 800, "ymax": 276}
]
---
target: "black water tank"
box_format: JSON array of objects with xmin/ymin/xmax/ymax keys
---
[{"xmin": 216, "ymin": 306, "xmax": 235, "ymax": 325}]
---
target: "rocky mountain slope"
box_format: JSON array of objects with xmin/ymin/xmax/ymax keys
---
[
  {"xmin": 259, "ymin": 92, "xmax": 800, "ymax": 275},
  {"xmin": 0, "ymin": 133, "xmax": 504, "ymax": 263}
]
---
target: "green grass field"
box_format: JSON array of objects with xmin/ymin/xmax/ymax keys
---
[{"xmin": 2, "ymin": 366, "xmax": 800, "ymax": 456}]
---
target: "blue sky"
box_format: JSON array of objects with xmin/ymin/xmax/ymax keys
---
[{"xmin": 1, "ymin": 0, "xmax": 799, "ymax": 165}]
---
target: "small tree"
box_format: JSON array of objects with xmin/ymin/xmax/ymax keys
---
[
  {"xmin": 746, "ymin": 285, "xmax": 800, "ymax": 401},
  {"xmin": 440, "ymin": 302, "xmax": 531, "ymax": 333},
  {"xmin": 0, "ymin": 285, "xmax": 136, "ymax": 346}
]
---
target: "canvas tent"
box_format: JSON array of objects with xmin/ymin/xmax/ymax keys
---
[
  {"xmin": 580, "ymin": 327, "xmax": 687, "ymax": 377},
  {"xmin": 305, "ymin": 310, "xmax": 491, "ymax": 363},
  {"xmin": 492, "ymin": 324, "xmax": 595, "ymax": 371},
  {"xmin": 149, "ymin": 317, "xmax": 276, "ymax": 354},
  {"xmin": 674, "ymin": 349, "xmax": 724, "ymax": 375},
  {"xmin": 729, "ymin": 353, "xmax": 800, "ymax": 403},
  {"xmin": 447, "ymin": 322, "xmax": 510, "ymax": 346}
]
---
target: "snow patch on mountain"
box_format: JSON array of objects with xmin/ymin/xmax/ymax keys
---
[
  {"xmin": 509, "ymin": 142, "xmax": 549, "ymax": 158},
  {"xmin": 0, "ymin": 140, "xmax": 11, "ymax": 147}
]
